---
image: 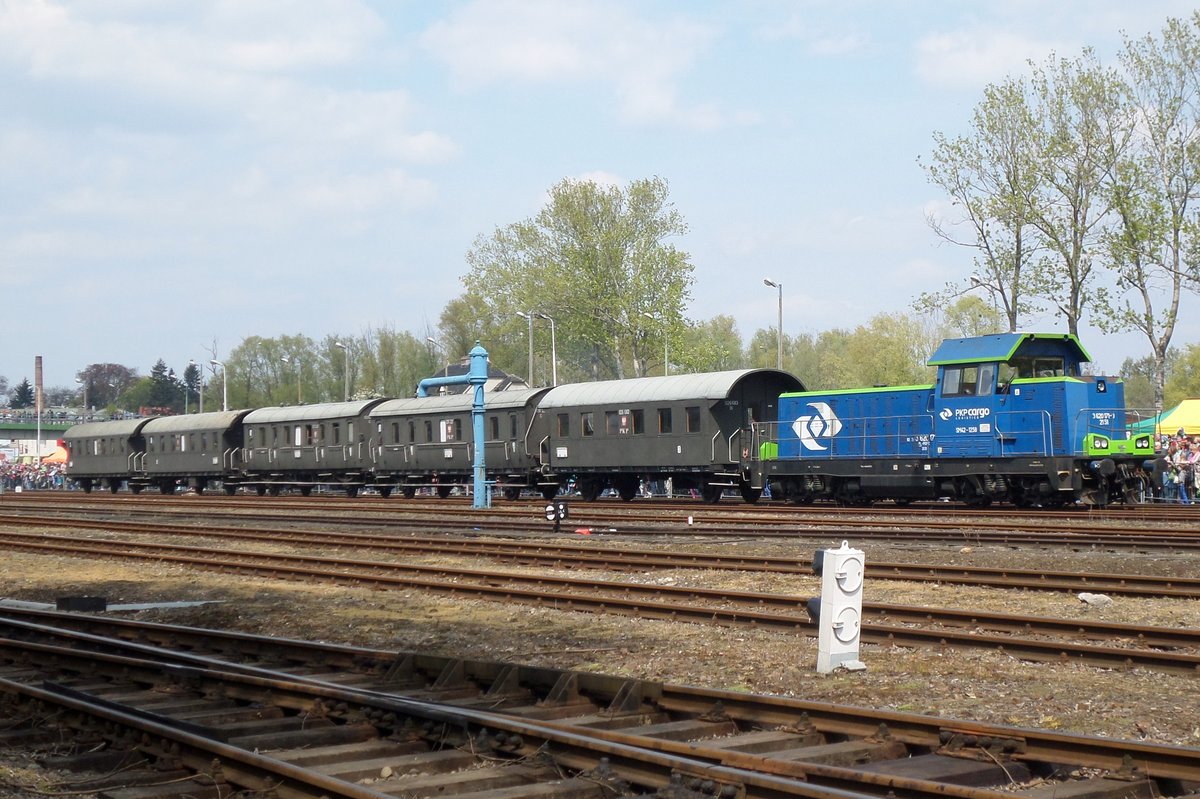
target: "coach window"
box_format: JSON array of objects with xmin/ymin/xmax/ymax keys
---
[
  {"xmin": 557, "ymin": 413, "xmax": 569, "ymax": 437},
  {"xmin": 581, "ymin": 412, "xmax": 595, "ymax": 436},
  {"xmin": 490, "ymin": 415, "xmax": 499, "ymax": 440},
  {"xmin": 454, "ymin": 419, "xmax": 463, "ymax": 441},
  {"xmin": 510, "ymin": 414, "xmax": 518, "ymax": 438},
  {"xmin": 658, "ymin": 408, "xmax": 672, "ymax": 434},
  {"xmin": 424, "ymin": 420, "xmax": 433, "ymax": 442},
  {"xmin": 685, "ymin": 406, "xmax": 701, "ymax": 433},
  {"xmin": 408, "ymin": 420, "xmax": 415, "ymax": 442},
  {"xmin": 390, "ymin": 422, "xmax": 400, "ymax": 444},
  {"xmin": 632, "ymin": 409, "xmax": 644, "ymax": 434},
  {"xmin": 332, "ymin": 422, "xmax": 341, "ymax": 444},
  {"xmin": 201, "ymin": 433, "xmax": 208, "ymax": 451},
  {"xmin": 605, "ymin": 411, "xmax": 621, "ymax": 435}
]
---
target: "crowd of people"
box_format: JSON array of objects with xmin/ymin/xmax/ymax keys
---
[
  {"xmin": 0, "ymin": 462, "xmax": 67, "ymax": 491},
  {"xmin": 1151, "ymin": 430, "xmax": 1200, "ymax": 503}
]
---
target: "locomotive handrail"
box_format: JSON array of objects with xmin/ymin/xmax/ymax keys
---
[{"xmin": 710, "ymin": 431, "xmax": 721, "ymax": 463}]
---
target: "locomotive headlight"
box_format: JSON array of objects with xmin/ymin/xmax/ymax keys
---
[
  {"xmin": 1135, "ymin": 436, "xmax": 1151, "ymax": 450},
  {"xmin": 1092, "ymin": 436, "xmax": 1109, "ymax": 449}
]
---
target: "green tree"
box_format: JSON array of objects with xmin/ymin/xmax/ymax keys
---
[
  {"xmin": 463, "ymin": 176, "xmax": 694, "ymax": 381},
  {"xmin": 941, "ymin": 295, "xmax": 1006, "ymax": 338},
  {"xmin": 9, "ymin": 378, "xmax": 34, "ymax": 409},
  {"xmin": 76, "ymin": 363, "xmax": 138, "ymax": 409},
  {"xmin": 678, "ymin": 315, "xmax": 746, "ymax": 373},
  {"xmin": 920, "ymin": 77, "xmax": 1042, "ymax": 332},
  {"xmin": 1023, "ymin": 51, "xmax": 1128, "ymax": 335},
  {"xmin": 1094, "ymin": 15, "xmax": 1200, "ymax": 414},
  {"xmin": 1164, "ymin": 343, "xmax": 1200, "ymax": 408}
]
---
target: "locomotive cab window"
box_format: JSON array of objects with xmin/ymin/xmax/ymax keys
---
[{"xmin": 943, "ymin": 366, "xmax": 981, "ymax": 397}]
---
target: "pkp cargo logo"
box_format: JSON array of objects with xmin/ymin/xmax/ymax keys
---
[{"xmin": 792, "ymin": 402, "xmax": 843, "ymax": 451}]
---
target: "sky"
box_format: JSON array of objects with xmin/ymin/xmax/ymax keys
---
[{"xmin": 2, "ymin": 0, "xmax": 1198, "ymax": 392}]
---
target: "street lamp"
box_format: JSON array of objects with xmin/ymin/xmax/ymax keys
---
[
  {"xmin": 641, "ymin": 312, "xmax": 668, "ymax": 376},
  {"xmin": 74, "ymin": 378, "xmax": 88, "ymax": 417},
  {"xmin": 334, "ymin": 342, "xmax": 350, "ymax": 401},
  {"xmin": 281, "ymin": 355, "xmax": 302, "ymax": 404},
  {"xmin": 515, "ymin": 311, "xmax": 534, "ymax": 386},
  {"xmin": 209, "ymin": 359, "xmax": 227, "ymax": 412},
  {"xmin": 535, "ymin": 312, "xmax": 557, "ymax": 386},
  {"xmin": 763, "ymin": 278, "xmax": 783, "ymax": 369}
]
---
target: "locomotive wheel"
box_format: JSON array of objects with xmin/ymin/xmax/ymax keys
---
[
  {"xmin": 437, "ymin": 485, "xmax": 452, "ymax": 499},
  {"xmin": 503, "ymin": 487, "xmax": 521, "ymax": 501},
  {"xmin": 701, "ymin": 485, "xmax": 723, "ymax": 504},
  {"xmin": 402, "ymin": 485, "xmax": 416, "ymax": 499},
  {"xmin": 739, "ymin": 483, "xmax": 762, "ymax": 504}
]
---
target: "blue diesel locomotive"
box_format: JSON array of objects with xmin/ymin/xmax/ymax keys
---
[{"xmin": 748, "ymin": 333, "xmax": 1154, "ymax": 507}]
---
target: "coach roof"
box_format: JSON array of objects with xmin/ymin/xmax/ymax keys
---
[
  {"xmin": 63, "ymin": 417, "xmax": 154, "ymax": 440},
  {"xmin": 140, "ymin": 410, "xmax": 251, "ymax": 434},
  {"xmin": 371, "ymin": 387, "xmax": 550, "ymax": 417},
  {"xmin": 242, "ymin": 399, "xmax": 386, "ymax": 424},
  {"xmin": 536, "ymin": 369, "xmax": 801, "ymax": 409}
]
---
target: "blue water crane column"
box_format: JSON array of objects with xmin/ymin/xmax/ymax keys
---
[{"xmin": 416, "ymin": 341, "xmax": 491, "ymax": 508}]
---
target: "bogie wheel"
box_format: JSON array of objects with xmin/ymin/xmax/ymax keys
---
[
  {"xmin": 541, "ymin": 485, "xmax": 559, "ymax": 501},
  {"xmin": 437, "ymin": 485, "xmax": 452, "ymax": 499},
  {"xmin": 503, "ymin": 487, "xmax": 521, "ymax": 502},
  {"xmin": 617, "ymin": 480, "xmax": 638, "ymax": 502},
  {"xmin": 346, "ymin": 486, "xmax": 359, "ymax": 498},
  {"xmin": 81, "ymin": 481, "xmax": 93, "ymax": 494},
  {"xmin": 224, "ymin": 485, "xmax": 237, "ymax": 496},
  {"xmin": 701, "ymin": 485, "xmax": 723, "ymax": 504},
  {"xmin": 579, "ymin": 481, "xmax": 601, "ymax": 502},
  {"xmin": 378, "ymin": 486, "xmax": 393, "ymax": 498},
  {"xmin": 160, "ymin": 481, "xmax": 174, "ymax": 495},
  {"xmin": 402, "ymin": 486, "xmax": 416, "ymax": 499},
  {"xmin": 109, "ymin": 482, "xmax": 119, "ymax": 493},
  {"xmin": 300, "ymin": 486, "xmax": 313, "ymax": 497},
  {"xmin": 268, "ymin": 485, "xmax": 281, "ymax": 497},
  {"xmin": 130, "ymin": 485, "xmax": 143, "ymax": 495},
  {"xmin": 739, "ymin": 483, "xmax": 762, "ymax": 504},
  {"xmin": 255, "ymin": 485, "xmax": 267, "ymax": 497}
]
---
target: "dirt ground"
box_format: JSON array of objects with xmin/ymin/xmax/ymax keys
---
[{"xmin": 1, "ymin": 530, "xmax": 1198, "ymax": 755}]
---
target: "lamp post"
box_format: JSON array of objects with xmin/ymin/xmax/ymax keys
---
[
  {"xmin": 334, "ymin": 342, "xmax": 350, "ymax": 401},
  {"xmin": 641, "ymin": 312, "xmax": 668, "ymax": 376},
  {"xmin": 535, "ymin": 312, "xmax": 557, "ymax": 386},
  {"xmin": 516, "ymin": 311, "xmax": 534, "ymax": 386},
  {"xmin": 763, "ymin": 278, "xmax": 783, "ymax": 369},
  {"xmin": 74, "ymin": 378, "xmax": 88, "ymax": 416},
  {"xmin": 281, "ymin": 355, "xmax": 302, "ymax": 404},
  {"xmin": 209, "ymin": 359, "xmax": 227, "ymax": 412}
]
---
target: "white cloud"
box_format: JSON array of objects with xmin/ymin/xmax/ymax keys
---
[
  {"xmin": 914, "ymin": 28, "xmax": 1073, "ymax": 89},
  {"xmin": 420, "ymin": 0, "xmax": 746, "ymax": 129}
]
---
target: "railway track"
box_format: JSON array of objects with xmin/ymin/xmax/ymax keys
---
[
  {"xmin": 1, "ymin": 510, "xmax": 1196, "ymax": 599},
  {"xmin": 2, "ymin": 530, "xmax": 1198, "ymax": 674},
  {"xmin": 2, "ymin": 608, "xmax": 1199, "ymax": 799},
  {"xmin": 7, "ymin": 492, "xmax": 1200, "ymax": 549}
]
